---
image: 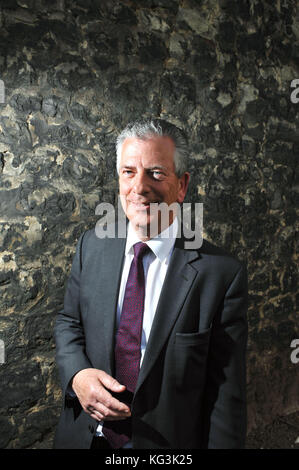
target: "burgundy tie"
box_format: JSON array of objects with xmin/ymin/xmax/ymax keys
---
[{"xmin": 103, "ymin": 242, "xmax": 150, "ymax": 448}]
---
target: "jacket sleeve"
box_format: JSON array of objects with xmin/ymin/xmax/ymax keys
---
[
  {"xmin": 202, "ymin": 262, "xmax": 248, "ymax": 448},
  {"xmin": 54, "ymin": 232, "xmax": 92, "ymax": 399}
]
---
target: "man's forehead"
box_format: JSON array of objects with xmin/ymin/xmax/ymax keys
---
[
  {"xmin": 121, "ymin": 135, "xmax": 175, "ymax": 161},
  {"xmin": 122, "ymin": 135, "xmax": 175, "ymax": 149},
  {"xmin": 120, "ymin": 141, "xmax": 176, "ymax": 173}
]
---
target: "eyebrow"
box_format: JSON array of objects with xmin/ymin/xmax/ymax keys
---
[{"xmin": 120, "ymin": 164, "xmax": 168, "ymax": 172}]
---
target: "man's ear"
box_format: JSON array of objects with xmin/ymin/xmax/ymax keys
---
[{"xmin": 177, "ymin": 172, "xmax": 190, "ymax": 203}]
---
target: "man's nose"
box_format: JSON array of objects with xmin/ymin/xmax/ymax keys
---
[{"xmin": 133, "ymin": 171, "xmax": 150, "ymax": 194}]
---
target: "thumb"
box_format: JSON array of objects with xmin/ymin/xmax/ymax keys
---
[{"xmin": 98, "ymin": 370, "xmax": 126, "ymax": 392}]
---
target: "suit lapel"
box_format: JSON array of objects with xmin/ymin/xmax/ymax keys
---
[
  {"xmin": 135, "ymin": 236, "xmax": 200, "ymax": 396},
  {"xmin": 96, "ymin": 235, "xmax": 126, "ymax": 373}
]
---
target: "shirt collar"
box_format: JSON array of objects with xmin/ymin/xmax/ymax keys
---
[{"xmin": 125, "ymin": 218, "xmax": 178, "ymax": 263}]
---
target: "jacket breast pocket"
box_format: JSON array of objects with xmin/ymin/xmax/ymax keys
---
[
  {"xmin": 174, "ymin": 327, "xmax": 212, "ymax": 391},
  {"xmin": 175, "ymin": 327, "xmax": 212, "ymax": 346}
]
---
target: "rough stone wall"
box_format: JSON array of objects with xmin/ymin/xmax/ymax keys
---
[{"xmin": 0, "ymin": 0, "xmax": 298, "ymax": 449}]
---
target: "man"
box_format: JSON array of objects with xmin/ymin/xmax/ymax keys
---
[{"xmin": 54, "ymin": 119, "xmax": 248, "ymax": 449}]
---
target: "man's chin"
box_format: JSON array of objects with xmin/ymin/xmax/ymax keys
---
[{"xmin": 129, "ymin": 215, "xmax": 160, "ymax": 239}]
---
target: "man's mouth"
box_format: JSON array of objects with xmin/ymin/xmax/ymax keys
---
[{"xmin": 128, "ymin": 200, "xmax": 159, "ymax": 209}]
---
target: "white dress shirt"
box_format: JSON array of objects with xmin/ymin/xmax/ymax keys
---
[{"xmin": 96, "ymin": 218, "xmax": 178, "ymax": 442}]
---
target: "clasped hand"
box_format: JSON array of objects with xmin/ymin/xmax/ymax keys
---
[{"xmin": 71, "ymin": 368, "xmax": 131, "ymax": 421}]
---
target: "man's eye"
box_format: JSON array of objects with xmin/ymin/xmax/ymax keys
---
[
  {"xmin": 152, "ymin": 171, "xmax": 163, "ymax": 178},
  {"xmin": 123, "ymin": 170, "xmax": 133, "ymax": 176}
]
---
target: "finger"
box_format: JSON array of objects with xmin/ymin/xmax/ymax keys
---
[
  {"xmin": 89, "ymin": 411, "xmax": 128, "ymax": 422},
  {"xmin": 94, "ymin": 402, "xmax": 131, "ymax": 418},
  {"xmin": 86, "ymin": 404, "xmax": 130, "ymax": 421},
  {"xmin": 98, "ymin": 371, "xmax": 126, "ymax": 393},
  {"xmin": 88, "ymin": 409, "xmax": 105, "ymax": 421},
  {"xmin": 96, "ymin": 388, "xmax": 130, "ymax": 413},
  {"xmin": 86, "ymin": 404, "xmax": 106, "ymax": 421},
  {"xmin": 93, "ymin": 402, "xmax": 131, "ymax": 420},
  {"xmin": 96, "ymin": 388, "xmax": 131, "ymax": 414}
]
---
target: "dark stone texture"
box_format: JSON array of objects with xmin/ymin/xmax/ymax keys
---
[{"xmin": 0, "ymin": 0, "xmax": 298, "ymax": 449}]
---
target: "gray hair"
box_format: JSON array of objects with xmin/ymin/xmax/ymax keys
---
[{"xmin": 116, "ymin": 119, "xmax": 189, "ymax": 177}]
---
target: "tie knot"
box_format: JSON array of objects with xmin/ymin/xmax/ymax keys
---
[{"xmin": 133, "ymin": 242, "xmax": 150, "ymax": 260}]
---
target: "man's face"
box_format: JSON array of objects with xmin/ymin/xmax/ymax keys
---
[{"xmin": 118, "ymin": 136, "xmax": 190, "ymax": 239}]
